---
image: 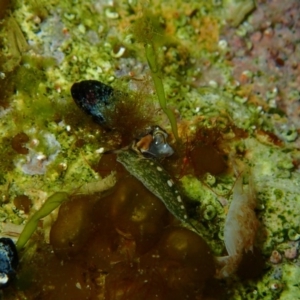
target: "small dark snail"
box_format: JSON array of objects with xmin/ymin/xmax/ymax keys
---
[
  {"xmin": 71, "ymin": 80, "xmax": 116, "ymax": 126},
  {"xmin": 0, "ymin": 238, "xmax": 18, "ymax": 289},
  {"xmin": 131, "ymin": 125, "xmax": 174, "ymax": 159}
]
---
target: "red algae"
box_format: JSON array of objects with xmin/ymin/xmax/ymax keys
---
[
  {"xmin": 11, "ymin": 132, "xmax": 29, "ymax": 155},
  {"xmin": 13, "ymin": 195, "xmax": 31, "ymax": 214},
  {"xmin": 190, "ymin": 144, "xmax": 227, "ymax": 176},
  {"xmin": 165, "ymin": 120, "xmax": 247, "ymax": 179},
  {"xmin": 96, "ymin": 153, "xmax": 126, "ymax": 179}
]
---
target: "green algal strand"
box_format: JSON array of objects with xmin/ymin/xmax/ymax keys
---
[
  {"xmin": 145, "ymin": 43, "xmax": 179, "ymax": 140},
  {"xmin": 16, "ymin": 192, "xmax": 69, "ymax": 251}
]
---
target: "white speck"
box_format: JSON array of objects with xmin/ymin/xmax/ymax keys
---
[
  {"xmin": 167, "ymin": 180, "xmax": 173, "ymax": 187},
  {"xmin": 78, "ymin": 24, "xmax": 86, "ymax": 34},
  {"xmin": 96, "ymin": 66, "xmax": 103, "ymax": 73},
  {"xmin": 32, "ymin": 15, "xmax": 41, "ymax": 24},
  {"xmin": 36, "ymin": 153, "xmax": 47, "ymax": 161},
  {"xmin": 66, "ymin": 125, "xmax": 71, "ymax": 132},
  {"xmin": 272, "ymin": 87, "xmax": 278, "ymax": 94},
  {"xmin": 180, "ymin": 205, "xmax": 185, "ymax": 209},
  {"xmin": 234, "ymin": 80, "xmax": 240, "ymax": 87},
  {"xmin": 59, "ymin": 162, "xmax": 67, "ymax": 170},
  {"xmin": 76, "ymin": 282, "xmax": 82, "ymax": 289},
  {"xmin": 269, "ymin": 99, "xmax": 277, "ymax": 108},
  {"xmin": 208, "ymin": 80, "xmax": 218, "ymax": 88},
  {"xmin": 64, "ymin": 12, "xmax": 75, "ymax": 20},
  {"xmin": 175, "ymin": 190, "xmax": 179, "ymax": 194},
  {"xmin": 184, "ymin": 215, "xmax": 187, "ymax": 219},
  {"xmin": 105, "ymin": 8, "xmax": 119, "ymax": 19},
  {"xmin": 0, "ymin": 274, "xmax": 8, "ymax": 285},
  {"xmin": 157, "ymin": 166, "xmax": 163, "ymax": 172},
  {"xmin": 218, "ymin": 39, "xmax": 228, "ymax": 50},
  {"xmin": 195, "ymin": 107, "xmax": 200, "ymax": 113},
  {"xmin": 112, "ymin": 46, "xmax": 126, "ymax": 58},
  {"xmin": 177, "ymin": 196, "xmax": 182, "ymax": 202},
  {"xmin": 0, "ymin": 72, "xmax": 5, "ymax": 79},
  {"xmin": 269, "ymin": 283, "xmax": 280, "ymax": 290},
  {"xmin": 98, "ymin": 25, "xmax": 104, "ymax": 34},
  {"xmin": 95, "ymin": 147, "xmax": 105, "ymax": 154},
  {"xmin": 31, "ymin": 138, "xmax": 39, "ymax": 147}
]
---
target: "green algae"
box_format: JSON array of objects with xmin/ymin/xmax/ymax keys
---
[
  {"xmin": 16, "ymin": 192, "xmax": 69, "ymax": 251},
  {"xmin": 145, "ymin": 42, "xmax": 179, "ymax": 140},
  {"xmin": 133, "ymin": 11, "xmax": 179, "ymax": 139}
]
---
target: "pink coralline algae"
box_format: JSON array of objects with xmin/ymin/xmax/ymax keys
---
[{"xmin": 222, "ymin": 0, "xmax": 300, "ymax": 127}]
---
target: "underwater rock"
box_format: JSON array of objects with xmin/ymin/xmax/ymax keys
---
[{"xmin": 0, "ymin": 238, "xmax": 18, "ymax": 289}]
